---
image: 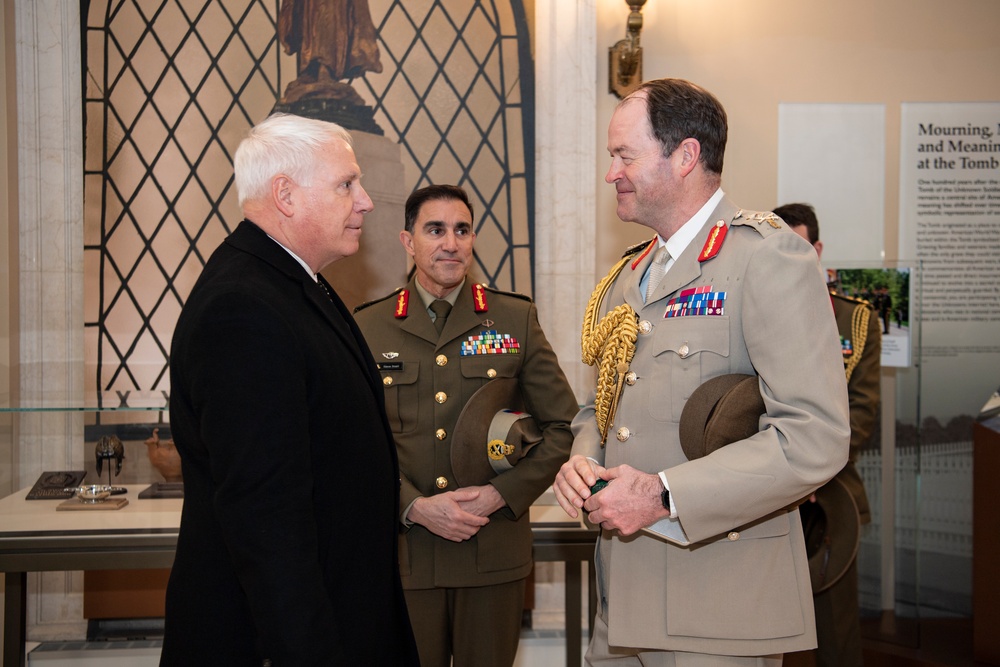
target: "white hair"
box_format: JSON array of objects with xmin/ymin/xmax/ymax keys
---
[{"xmin": 233, "ymin": 113, "xmax": 354, "ymax": 207}]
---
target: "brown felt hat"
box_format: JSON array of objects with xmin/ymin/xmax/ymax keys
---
[
  {"xmin": 451, "ymin": 379, "xmax": 543, "ymax": 487},
  {"xmin": 800, "ymin": 476, "xmax": 861, "ymax": 593},
  {"xmin": 679, "ymin": 374, "xmax": 766, "ymax": 460}
]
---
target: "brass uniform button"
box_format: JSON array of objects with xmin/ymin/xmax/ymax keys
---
[
  {"xmin": 624, "ymin": 371, "xmax": 637, "ymax": 386},
  {"xmin": 487, "ymin": 368, "xmax": 497, "ymax": 378},
  {"xmin": 382, "ymin": 376, "xmax": 393, "ymax": 386},
  {"xmin": 435, "ymin": 476, "xmax": 448, "ymax": 489},
  {"xmin": 638, "ymin": 320, "xmax": 652, "ymax": 335},
  {"xmin": 727, "ymin": 531, "xmax": 740, "ymax": 541},
  {"xmin": 435, "ymin": 354, "xmax": 448, "ymax": 366},
  {"xmin": 434, "ymin": 391, "xmax": 447, "ymax": 404},
  {"xmin": 435, "ymin": 428, "xmax": 447, "ymax": 440},
  {"xmin": 678, "ymin": 343, "xmax": 690, "ymax": 358},
  {"xmin": 616, "ymin": 427, "xmax": 631, "ymax": 442}
]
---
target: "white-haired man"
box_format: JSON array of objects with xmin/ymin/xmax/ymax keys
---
[{"xmin": 162, "ymin": 113, "xmax": 419, "ymax": 666}]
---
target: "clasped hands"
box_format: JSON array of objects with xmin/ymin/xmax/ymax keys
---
[
  {"xmin": 553, "ymin": 455, "xmax": 669, "ymax": 536},
  {"xmin": 408, "ymin": 484, "xmax": 505, "ymax": 543}
]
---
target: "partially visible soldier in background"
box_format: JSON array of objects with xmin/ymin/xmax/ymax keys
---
[{"xmin": 775, "ymin": 202, "xmax": 881, "ymax": 667}]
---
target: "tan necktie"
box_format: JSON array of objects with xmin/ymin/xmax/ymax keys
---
[
  {"xmin": 430, "ymin": 299, "xmax": 452, "ymax": 336},
  {"xmin": 645, "ymin": 246, "xmax": 670, "ymax": 302}
]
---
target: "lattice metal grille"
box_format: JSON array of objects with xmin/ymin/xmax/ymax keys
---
[
  {"xmin": 84, "ymin": 0, "xmax": 287, "ymax": 395},
  {"xmin": 84, "ymin": 0, "xmax": 533, "ymax": 395},
  {"xmin": 359, "ymin": 0, "xmax": 534, "ymax": 293}
]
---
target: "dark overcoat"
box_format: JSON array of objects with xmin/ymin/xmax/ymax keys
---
[{"xmin": 162, "ymin": 220, "xmax": 418, "ymax": 666}]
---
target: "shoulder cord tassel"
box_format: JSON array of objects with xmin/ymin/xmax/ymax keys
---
[{"xmin": 581, "ymin": 255, "xmax": 639, "ymax": 445}]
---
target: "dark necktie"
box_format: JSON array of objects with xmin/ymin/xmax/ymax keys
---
[
  {"xmin": 318, "ymin": 279, "xmax": 334, "ymax": 302},
  {"xmin": 430, "ymin": 299, "xmax": 452, "ymax": 336}
]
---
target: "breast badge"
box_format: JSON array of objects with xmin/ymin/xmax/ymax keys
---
[
  {"xmin": 663, "ymin": 286, "xmax": 727, "ymax": 318},
  {"xmin": 461, "ymin": 330, "xmax": 520, "ymax": 356}
]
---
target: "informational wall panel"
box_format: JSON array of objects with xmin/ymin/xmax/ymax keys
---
[{"xmin": 899, "ymin": 102, "xmax": 1000, "ymax": 421}]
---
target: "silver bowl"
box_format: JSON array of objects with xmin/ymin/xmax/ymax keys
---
[{"xmin": 64, "ymin": 484, "xmax": 112, "ymax": 503}]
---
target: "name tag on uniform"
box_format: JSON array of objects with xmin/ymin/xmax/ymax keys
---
[{"xmin": 377, "ymin": 362, "xmax": 404, "ymax": 371}]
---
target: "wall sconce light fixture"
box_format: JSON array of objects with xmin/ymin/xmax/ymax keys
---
[{"xmin": 609, "ymin": 0, "xmax": 648, "ymax": 99}]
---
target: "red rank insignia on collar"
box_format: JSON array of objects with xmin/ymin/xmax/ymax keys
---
[
  {"xmin": 472, "ymin": 283, "xmax": 488, "ymax": 312},
  {"xmin": 697, "ymin": 220, "xmax": 728, "ymax": 263},
  {"xmin": 395, "ymin": 289, "xmax": 409, "ymax": 318},
  {"xmin": 630, "ymin": 238, "xmax": 657, "ymax": 270}
]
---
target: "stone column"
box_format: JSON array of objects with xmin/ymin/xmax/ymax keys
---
[
  {"xmin": 534, "ymin": 0, "xmax": 598, "ymax": 403},
  {"xmin": 528, "ymin": 2, "xmax": 599, "ymax": 632},
  {"xmin": 13, "ymin": 0, "xmax": 87, "ymax": 641}
]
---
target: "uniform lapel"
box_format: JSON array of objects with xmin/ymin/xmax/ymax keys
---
[
  {"xmin": 622, "ymin": 240, "xmax": 655, "ymax": 313},
  {"xmin": 397, "ymin": 278, "xmax": 484, "ymax": 350},
  {"xmin": 652, "ymin": 247, "xmax": 701, "ymax": 303},
  {"xmin": 440, "ymin": 282, "xmax": 484, "ymax": 349},
  {"xmin": 649, "ymin": 196, "xmax": 741, "ymax": 302},
  {"xmin": 398, "ymin": 277, "xmax": 438, "ymax": 345}
]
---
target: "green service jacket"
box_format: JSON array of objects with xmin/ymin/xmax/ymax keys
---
[
  {"xmin": 829, "ymin": 290, "xmax": 881, "ymax": 524},
  {"xmin": 354, "ymin": 276, "xmax": 577, "ymax": 589}
]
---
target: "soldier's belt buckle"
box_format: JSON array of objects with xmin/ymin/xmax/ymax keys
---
[{"xmin": 487, "ymin": 439, "xmax": 515, "ymax": 461}]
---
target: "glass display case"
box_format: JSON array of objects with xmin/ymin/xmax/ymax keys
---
[
  {"xmin": 1, "ymin": 392, "xmax": 173, "ymax": 497},
  {"xmin": 0, "ymin": 393, "xmax": 178, "ymax": 663},
  {"xmin": 837, "ymin": 260, "xmax": 976, "ymax": 653}
]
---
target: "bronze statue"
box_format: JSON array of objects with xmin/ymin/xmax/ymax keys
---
[{"xmin": 278, "ymin": 0, "xmax": 383, "ymax": 108}]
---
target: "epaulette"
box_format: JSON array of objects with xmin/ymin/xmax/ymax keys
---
[
  {"xmin": 621, "ymin": 237, "xmax": 656, "ymax": 259},
  {"xmin": 353, "ymin": 287, "xmax": 405, "ymax": 314},
  {"xmin": 831, "ymin": 290, "xmax": 875, "ymax": 310},
  {"xmin": 481, "ymin": 284, "xmax": 533, "ymax": 303},
  {"xmin": 730, "ymin": 209, "xmax": 785, "ymax": 237}
]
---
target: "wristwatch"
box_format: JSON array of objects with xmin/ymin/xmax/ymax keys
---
[{"xmin": 660, "ymin": 485, "xmax": 670, "ymax": 511}]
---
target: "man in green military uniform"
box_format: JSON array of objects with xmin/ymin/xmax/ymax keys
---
[
  {"xmin": 775, "ymin": 203, "xmax": 881, "ymax": 667},
  {"xmin": 354, "ymin": 184, "xmax": 578, "ymax": 667}
]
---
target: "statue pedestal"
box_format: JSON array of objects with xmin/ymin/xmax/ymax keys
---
[
  {"xmin": 273, "ymin": 96, "xmax": 383, "ymax": 136},
  {"xmin": 321, "ymin": 131, "xmax": 408, "ymax": 311}
]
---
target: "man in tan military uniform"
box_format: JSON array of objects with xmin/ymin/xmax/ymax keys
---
[
  {"xmin": 775, "ymin": 202, "xmax": 881, "ymax": 667},
  {"xmin": 554, "ymin": 80, "xmax": 850, "ymax": 666},
  {"xmin": 354, "ymin": 184, "xmax": 577, "ymax": 667}
]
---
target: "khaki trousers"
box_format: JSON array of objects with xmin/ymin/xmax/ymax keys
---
[{"xmin": 586, "ymin": 611, "xmax": 783, "ymax": 667}]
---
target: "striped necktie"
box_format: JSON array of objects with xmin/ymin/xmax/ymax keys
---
[{"xmin": 645, "ymin": 246, "xmax": 670, "ymax": 302}]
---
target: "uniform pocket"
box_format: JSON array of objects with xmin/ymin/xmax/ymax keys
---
[
  {"xmin": 646, "ymin": 317, "xmax": 730, "ymax": 422},
  {"xmin": 476, "ymin": 514, "xmax": 531, "ymax": 573},
  {"xmin": 666, "ymin": 511, "xmax": 805, "ymax": 640},
  {"xmin": 459, "ymin": 355, "xmax": 520, "ymax": 380},
  {"xmin": 458, "ymin": 356, "xmax": 522, "ymax": 406},
  {"xmin": 380, "ymin": 361, "xmax": 419, "ymax": 434}
]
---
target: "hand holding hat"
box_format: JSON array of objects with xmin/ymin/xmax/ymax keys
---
[
  {"xmin": 451, "ymin": 378, "xmax": 542, "ymax": 487},
  {"xmin": 800, "ymin": 476, "xmax": 861, "ymax": 593},
  {"xmin": 679, "ymin": 374, "xmax": 766, "ymax": 460},
  {"xmin": 679, "ymin": 374, "xmax": 859, "ymax": 592}
]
